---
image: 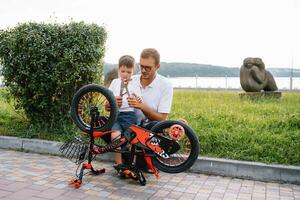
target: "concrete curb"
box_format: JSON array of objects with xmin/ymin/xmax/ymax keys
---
[{"xmin": 0, "ymin": 136, "xmax": 299, "ymax": 184}]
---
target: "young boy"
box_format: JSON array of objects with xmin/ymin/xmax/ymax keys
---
[{"xmin": 108, "ymin": 55, "xmax": 141, "ymax": 168}]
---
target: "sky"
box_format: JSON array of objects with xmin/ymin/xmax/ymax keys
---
[{"xmin": 0, "ymin": 0, "xmax": 299, "ymax": 69}]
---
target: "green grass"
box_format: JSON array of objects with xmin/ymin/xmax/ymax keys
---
[
  {"xmin": 169, "ymin": 89, "xmax": 300, "ymax": 166},
  {"xmin": 1, "ymin": 88, "xmax": 300, "ymax": 165},
  {"xmin": 0, "ymin": 88, "xmax": 79, "ymax": 142}
]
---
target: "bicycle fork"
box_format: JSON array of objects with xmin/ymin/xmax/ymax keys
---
[{"xmin": 69, "ymin": 107, "xmax": 105, "ymax": 188}]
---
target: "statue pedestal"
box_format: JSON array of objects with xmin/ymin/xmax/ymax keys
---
[{"xmin": 239, "ymin": 91, "xmax": 282, "ymax": 99}]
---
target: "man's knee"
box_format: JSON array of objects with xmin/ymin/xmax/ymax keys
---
[{"xmin": 141, "ymin": 120, "xmax": 158, "ymax": 130}]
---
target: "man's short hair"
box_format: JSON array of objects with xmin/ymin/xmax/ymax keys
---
[
  {"xmin": 140, "ymin": 48, "xmax": 160, "ymax": 65},
  {"xmin": 119, "ymin": 55, "xmax": 135, "ymax": 68}
]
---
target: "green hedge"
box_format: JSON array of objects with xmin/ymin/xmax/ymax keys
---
[{"xmin": 0, "ymin": 22, "xmax": 107, "ymax": 126}]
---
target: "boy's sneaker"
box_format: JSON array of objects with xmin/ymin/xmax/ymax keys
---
[
  {"xmin": 113, "ymin": 163, "xmax": 128, "ymax": 179},
  {"xmin": 117, "ymin": 172, "xmax": 126, "ymax": 179}
]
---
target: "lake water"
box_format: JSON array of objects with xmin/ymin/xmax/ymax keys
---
[
  {"xmin": 169, "ymin": 77, "xmax": 300, "ymax": 90},
  {"xmin": 1, "ymin": 76, "xmax": 299, "ymax": 90}
]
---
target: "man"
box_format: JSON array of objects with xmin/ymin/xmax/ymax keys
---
[
  {"xmin": 128, "ymin": 48, "xmax": 173, "ymax": 126},
  {"xmin": 125, "ymin": 48, "xmax": 173, "ymax": 172},
  {"xmin": 109, "ymin": 48, "xmax": 173, "ymax": 176}
]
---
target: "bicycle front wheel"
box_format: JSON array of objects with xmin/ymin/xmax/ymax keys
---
[{"xmin": 71, "ymin": 84, "xmax": 118, "ymax": 132}]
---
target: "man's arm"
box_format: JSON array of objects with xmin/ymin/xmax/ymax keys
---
[
  {"xmin": 141, "ymin": 104, "xmax": 168, "ymax": 121},
  {"xmin": 127, "ymin": 96, "xmax": 168, "ymax": 121}
]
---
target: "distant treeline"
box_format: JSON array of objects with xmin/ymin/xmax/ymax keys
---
[{"xmin": 104, "ymin": 62, "xmax": 300, "ymax": 77}]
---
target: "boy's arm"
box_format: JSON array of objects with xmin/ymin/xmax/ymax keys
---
[{"xmin": 107, "ymin": 79, "xmax": 123, "ymax": 108}]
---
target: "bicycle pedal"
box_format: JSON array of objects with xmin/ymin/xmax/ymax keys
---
[
  {"xmin": 69, "ymin": 179, "xmax": 76, "ymax": 185},
  {"xmin": 73, "ymin": 182, "xmax": 81, "ymax": 189},
  {"xmin": 69, "ymin": 179, "xmax": 82, "ymax": 188},
  {"xmin": 93, "ymin": 168, "xmax": 105, "ymax": 175}
]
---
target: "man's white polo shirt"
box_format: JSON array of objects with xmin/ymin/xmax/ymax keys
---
[{"xmin": 132, "ymin": 73, "xmax": 173, "ymax": 122}]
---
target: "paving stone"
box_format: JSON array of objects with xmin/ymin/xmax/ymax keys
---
[
  {"xmin": 0, "ymin": 182, "xmax": 28, "ymax": 192},
  {"xmin": 178, "ymin": 193, "xmax": 195, "ymax": 200},
  {"xmin": 0, "ymin": 190, "xmax": 12, "ymax": 198},
  {"xmin": 163, "ymin": 184, "xmax": 177, "ymax": 190},
  {"xmin": 194, "ymin": 195, "xmax": 209, "ymax": 200},
  {"xmin": 207, "ymin": 197, "xmax": 222, "ymax": 200},
  {"xmin": 173, "ymin": 186, "xmax": 186, "ymax": 192},
  {"xmin": 209, "ymin": 192, "xmax": 224, "ymax": 198},
  {"xmin": 6, "ymin": 188, "xmax": 40, "ymax": 200},
  {"xmin": 120, "ymin": 198, "xmax": 133, "ymax": 200},
  {"xmin": 33, "ymin": 188, "xmax": 66, "ymax": 199},
  {"xmin": 96, "ymin": 190, "xmax": 111, "ymax": 197},
  {"xmin": 223, "ymin": 193, "xmax": 238, "ymax": 199},
  {"xmin": 152, "ymin": 189, "xmax": 169, "ymax": 197},
  {"xmin": 1, "ymin": 149, "xmax": 300, "ymax": 200},
  {"xmin": 82, "ymin": 196, "xmax": 101, "ymax": 200},
  {"xmin": 56, "ymin": 196, "xmax": 81, "ymax": 200}
]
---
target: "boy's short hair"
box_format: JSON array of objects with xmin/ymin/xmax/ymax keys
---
[
  {"xmin": 119, "ymin": 55, "xmax": 135, "ymax": 68},
  {"xmin": 140, "ymin": 48, "xmax": 160, "ymax": 65}
]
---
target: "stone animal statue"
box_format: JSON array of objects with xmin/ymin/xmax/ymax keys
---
[{"xmin": 240, "ymin": 57, "xmax": 278, "ymax": 92}]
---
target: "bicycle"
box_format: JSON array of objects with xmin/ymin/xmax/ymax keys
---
[{"xmin": 60, "ymin": 84, "xmax": 200, "ymax": 187}]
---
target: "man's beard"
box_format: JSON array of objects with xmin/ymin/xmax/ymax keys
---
[{"xmin": 141, "ymin": 73, "xmax": 150, "ymax": 79}]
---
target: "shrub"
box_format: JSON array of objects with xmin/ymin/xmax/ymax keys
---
[{"xmin": 0, "ymin": 22, "xmax": 107, "ymax": 126}]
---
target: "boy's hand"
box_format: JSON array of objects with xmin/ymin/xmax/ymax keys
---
[
  {"xmin": 104, "ymin": 100, "xmax": 111, "ymax": 111},
  {"xmin": 115, "ymin": 96, "xmax": 123, "ymax": 108},
  {"xmin": 105, "ymin": 96, "xmax": 122, "ymax": 111}
]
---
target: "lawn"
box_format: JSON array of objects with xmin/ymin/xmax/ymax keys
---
[
  {"xmin": 169, "ymin": 89, "xmax": 300, "ymax": 166},
  {"xmin": 1, "ymin": 88, "xmax": 300, "ymax": 165}
]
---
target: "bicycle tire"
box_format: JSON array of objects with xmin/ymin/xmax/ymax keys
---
[
  {"xmin": 150, "ymin": 120, "xmax": 200, "ymax": 173},
  {"xmin": 71, "ymin": 84, "xmax": 118, "ymax": 132}
]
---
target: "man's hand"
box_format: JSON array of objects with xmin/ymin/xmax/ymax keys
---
[
  {"xmin": 127, "ymin": 94, "xmax": 143, "ymax": 109},
  {"xmin": 128, "ymin": 93, "xmax": 168, "ymax": 121}
]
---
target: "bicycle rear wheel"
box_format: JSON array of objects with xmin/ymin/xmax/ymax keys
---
[{"xmin": 150, "ymin": 120, "xmax": 200, "ymax": 173}]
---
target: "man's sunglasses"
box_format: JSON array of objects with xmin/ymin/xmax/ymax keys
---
[{"xmin": 139, "ymin": 64, "xmax": 154, "ymax": 72}]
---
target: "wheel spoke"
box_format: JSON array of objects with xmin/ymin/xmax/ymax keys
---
[
  {"xmin": 77, "ymin": 91, "xmax": 111, "ymax": 129},
  {"xmin": 154, "ymin": 125, "xmax": 192, "ymax": 167}
]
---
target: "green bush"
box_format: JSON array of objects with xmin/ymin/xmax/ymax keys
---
[{"xmin": 0, "ymin": 22, "xmax": 107, "ymax": 126}]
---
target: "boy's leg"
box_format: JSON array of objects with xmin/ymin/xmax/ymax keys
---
[
  {"xmin": 135, "ymin": 120, "xmax": 158, "ymax": 173},
  {"xmin": 118, "ymin": 112, "xmax": 137, "ymax": 166},
  {"xmin": 111, "ymin": 123, "xmax": 122, "ymax": 165}
]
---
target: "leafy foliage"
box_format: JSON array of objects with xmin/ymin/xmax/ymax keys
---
[{"xmin": 0, "ymin": 22, "xmax": 107, "ymax": 126}]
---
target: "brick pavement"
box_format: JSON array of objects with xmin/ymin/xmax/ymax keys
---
[{"xmin": 0, "ymin": 149, "xmax": 299, "ymax": 200}]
